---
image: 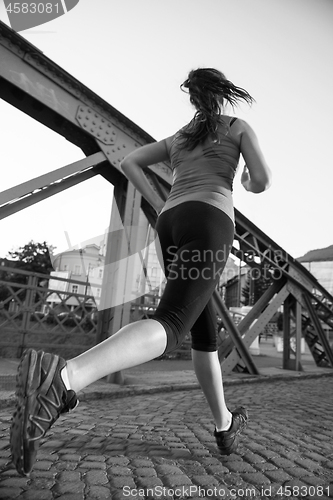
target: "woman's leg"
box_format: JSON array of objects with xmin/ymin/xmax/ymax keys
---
[
  {"xmin": 191, "ymin": 299, "xmax": 232, "ymax": 431},
  {"xmin": 11, "ymin": 320, "xmax": 167, "ymax": 477},
  {"xmin": 66, "ymin": 319, "xmax": 167, "ymax": 393},
  {"xmin": 154, "ymin": 203, "xmax": 234, "ymax": 431},
  {"xmin": 62, "ymin": 208, "xmax": 179, "ymax": 393},
  {"xmin": 192, "ymin": 349, "xmax": 231, "ymax": 430}
]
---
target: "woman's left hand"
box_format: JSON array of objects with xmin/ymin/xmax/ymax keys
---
[{"xmin": 241, "ymin": 165, "xmax": 251, "ymax": 189}]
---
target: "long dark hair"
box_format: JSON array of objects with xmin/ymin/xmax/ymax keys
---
[{"xmin": 179, "ymin": 68, "xmax": 254, "ymax": 150}]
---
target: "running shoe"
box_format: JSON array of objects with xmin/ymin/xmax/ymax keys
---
[
  {"xmin": 214, "ymin": 406, "xmax": 248, "ymax": 455},
  {"xmin": 10, "ymin": 348, "xmax": 78, "ymax": 476}
]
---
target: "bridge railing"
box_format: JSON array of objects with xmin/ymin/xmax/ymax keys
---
[{"xmin": 0, "ymin": 266, "xmax": 98, "ymax": 359}]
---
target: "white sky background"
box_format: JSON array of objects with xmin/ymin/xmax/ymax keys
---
[{"xmin": 0, "ymin": 0, "xmax": 332, "ymax": 260}]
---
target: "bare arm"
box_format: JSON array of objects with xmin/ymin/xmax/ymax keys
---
[
  {"xmin": 237, "ymin": 120, "xmax": 272, "ymax": 193},
  {"xmin": 120, "ymin": 138, "xmax": 172, "ymax": 214}
]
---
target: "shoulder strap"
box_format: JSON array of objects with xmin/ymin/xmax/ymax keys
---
[{"xmin": 230, "ymin": 117, "xmax": 237, "ymax": 126}]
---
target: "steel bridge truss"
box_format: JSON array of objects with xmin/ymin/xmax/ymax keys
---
[{"xmin": 1, "ymin": 21, "xmax": 332, "ymax": 379}]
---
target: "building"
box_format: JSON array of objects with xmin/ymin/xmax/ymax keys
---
[
  {"xmin": 298, "ymin": 244, "xmax": 333, "ymax": 295},
  {"xmin": 47, "ymin": 244, "xmax": 105, "ymax": 311},
  {"xmin": 47, "ymin": 226, "xmax": 166, "ymax": 313}
]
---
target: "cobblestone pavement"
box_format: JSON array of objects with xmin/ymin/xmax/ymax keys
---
[{"xmin": 0, "ymin": 376, "xmax": 333, "ymax": 500}]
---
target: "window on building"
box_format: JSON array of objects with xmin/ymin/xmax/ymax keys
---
[
  {"xmin": 63, "ymin": 264, "xmax": 68, "ymax": 271},
  {"xmin": 98, "ymin": 269, "xmax": 103, "ymax": 279},
  {"xmin": 72, "ymin": 285, "xmax": 78, "ymax": 294},
  {"xmin": 74, "ymin": 265, "xmax": 81, "ymax": 275},
  {"xmin": 96, "ymin": 288, "xmax": 101, "ymax": 297}
]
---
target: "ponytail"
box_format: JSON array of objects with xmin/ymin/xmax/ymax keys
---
[{"xmin": 179, "ymin": 68, "xmax": 254, "ymax": 150}]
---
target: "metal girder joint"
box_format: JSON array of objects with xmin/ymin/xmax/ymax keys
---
[{"xmin": 76, "ymin": 105, "xmax": 117, "ymax": 145}]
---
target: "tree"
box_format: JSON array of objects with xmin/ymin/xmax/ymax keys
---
[
  {"xmin": 0, "ymin": 241, "xmax": 55, "ymax": 307},
  {"xmin": 8, "ymin": 240, "xmax": 55, "ymax": 275}
]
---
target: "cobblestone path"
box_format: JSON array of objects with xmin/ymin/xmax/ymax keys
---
[{"xmin": 1, "ymin": 376, "xmax": 333, "ymax": 499}]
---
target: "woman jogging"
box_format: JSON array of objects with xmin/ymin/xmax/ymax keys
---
[{"xmin": 10, "ymin": 68, "xmax": 272, "ymax": 476}]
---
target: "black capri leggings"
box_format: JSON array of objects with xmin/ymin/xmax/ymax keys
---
[{"xmin": 153, "ymin": 201, "xmax": 234, "ymax": 354}]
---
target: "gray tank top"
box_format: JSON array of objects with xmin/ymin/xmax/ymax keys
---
[{"xmin": 161, "ymin": 118, "xmax": 240, "ymax": 223}]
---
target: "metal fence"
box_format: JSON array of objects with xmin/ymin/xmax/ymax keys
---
[
  {"xmin": 0, "ymin": 266, "xmax": 99, "ymax": 359},
  {"xmin": 0, "ymin": 266, "xmax": 281, "ymax": 363},
  {"xmin": 0, "ymin": 266, "xmax": 193, "ymax": 360}
]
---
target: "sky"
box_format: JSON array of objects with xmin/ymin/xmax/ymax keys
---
[{"xmin": 0, "ymin": 0, "xmax": 332, "ymax": 261}]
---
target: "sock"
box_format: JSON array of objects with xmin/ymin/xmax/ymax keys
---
[
  {"xmin": 60, "ymin": 366, "xmax": 71, "ymax": 391},
  {"xmin": 216, "ymin": 413, "xmax": 233, "ymax": 433}
]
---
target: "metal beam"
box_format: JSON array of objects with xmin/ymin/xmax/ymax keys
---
[
  {"xmin": 0, "ymin": 153, "xmax": 108, "ymax": 220},
  {"xmin": 295, "ymin": 300, "xmax": 303, "ymax": 371},
  {"xmin": 244, "ymin": 285, "xmax": 290, "ymax": 349},
  {"xmin": 237, "ymin": 278, "xmax": 286, "ymax": 334},
  {"xmin": 213, "ymin": 291, "xmax": 259, "ymax": 375},
  {"xmin": 0, "ymin": 152, "xmax": 106, "ymax": 206},
  {"xmin": 0, "ymin": 167, "xmax": 98, "ymax": 220},
  {"xmin": 0, "ymin": 21, "xmax": 152, "ymax": 141},
  {"xmin": 219, "ymin": 284, "xmax": 290, "ymax": 374},
  {"xmin": 217, "ymin": 278, "xmax": 286, "ymax": 370},
  {"xmin": 234, "ymin": 208, "xmax": 333, "ymax": 309},
  {"xmin": 302, "ymin": 292, "xmax": 333, "ymax": 366},
  {"xmin": 283, "ymin": 294, "xmax": 294, "ymax": 370},
  {"xmin": 0, "ymin": 22, "xmax": 173, "ymax": 184}
]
